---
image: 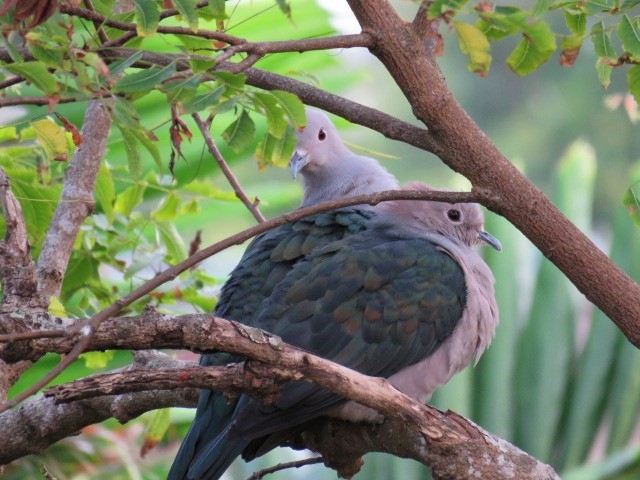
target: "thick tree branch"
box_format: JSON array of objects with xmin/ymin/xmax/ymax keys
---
[
  {"xmin": 345, "ymin": 0, "xmax": 640, "ymax": 345},
  {"xmin": 192, "ymin": 113, "xmax": 266, "ymax": 223},
  {"xmin": 1, "ymin": 312, "xmax": 558, "ymax": 479},
  {"xmin": 36, "ymin": 99, "xmax": 112, "ymax": 299},
  {"xmin": 0, "ymin": 168, "xmax": 44, "ymax": 401}
]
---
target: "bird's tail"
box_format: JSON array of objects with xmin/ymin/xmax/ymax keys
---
[
  {"xmin": 167, "ymin": 389, "xmax": 238, "ymax": 480},
  {"xmin": 186, "ymin": 421, "xmax": 247, "ymax": 480}
]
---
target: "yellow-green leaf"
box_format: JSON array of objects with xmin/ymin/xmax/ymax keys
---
[
  {"xmin": 271, "ymin": 90, "xmax": 306, "ymax": 128},
  {"xmin": 628, "ymin": 65, "xmax": 640, "ymax": 103},
  {"xmin": 454, "ymin": 21, "xmax": 492, "ymax": 75},
  {"xmin": 48, "ymin": 297, "xmax": 67, "ymax": 317},
  {"xmin": 31, "ymin": 118, "xmax": 68, "ymax": 161},
  {"xmin": 595, "ymin": 59, "xmax": 612, "ymax": 89},
  {"xmin": 507, "ymin": 21, "xmax": 557, "ymax": 75},
  {"xmin": 81, "ymin": 351, "xmax": 115, "ymax": 369},
  {"xmin": 222, "ymin": 110, "xmax": 255, "ymax": 153},
  {"xmin": 4, "ymin": 62, "xmax": 59, "ymax": 95},
  {"xmin": 208, "ymin": 0, "xmax": 226, "ymax": 19},
  {"xmin": 617, "ymin": 14, "xmax": 640, "ymax": 58},
  {"xmin": 173, "ymin": 0, "xmax": 198, "ymax": 30},
  {"xmin": 115, "ymin": 64, "xmax": 176, "ymax": 93},
  {"xmin": 591, "ymin": 21, "xmax": 617, "ymax": 61},
  {"xmin": 132, "ymin": 0, "xmax": 159, "ymax": 37},
  {"xmin": 141, "ymin": 409, "xmax": 171, "ymax": 457},
  {"xmin": 564, "ymin": 11, "xmax": 586, "ymax": 37},
  {"xmin": 95, "ymin": 162, "xmax": 116, "ymax": 222},
  {"xmin": 255, "ymin": 126, "xmax": 296, "ymax": 169}
]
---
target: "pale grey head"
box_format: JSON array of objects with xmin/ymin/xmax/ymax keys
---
[
  {"xmin": 379, "ymin": 182, "xmax": 501, "ymax": 251},
  {"xmin": 289, "ymin": 108, "xmax": 399, "ymax": 207}
]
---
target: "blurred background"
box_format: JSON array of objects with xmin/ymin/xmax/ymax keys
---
[{"xmin": 2, "ymin": 0, "xmax": 640, "ymax": 478}]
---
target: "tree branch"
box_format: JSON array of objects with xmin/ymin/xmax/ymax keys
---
[
  {"xmin": 345, "ymin": 0, "xmax": 640, "ymax": 345},
  {"xmin": 0, "ymin": 311, "xmax": 558, "ymax": 479},
  {"xmin": 0, "ymin": 168, "xmax": 44, "ymax": 401},
  {"xmin": 192, "ymin": 113, "xmax": 266, "ymax": 223},
  {"xmin": 36, "ymin": 99, "xmax": 113, "ymax": 299}
]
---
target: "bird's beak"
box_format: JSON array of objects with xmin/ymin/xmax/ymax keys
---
[
  {"xmin": 289, "ymin": 150, "xmax": 309, "ymax": 180},
  {"xmin": 478, "ymin": 230, "xmax": 502, "ymax": 251}
]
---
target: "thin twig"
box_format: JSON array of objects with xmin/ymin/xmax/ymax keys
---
[
  {"xmin": 0, "ymin": 330, "xmax": 65, "ymax": 342},
  {"xmin": 192, "ymin": 113, "xmax": 266, "ymax": 223},
  {"xmin": 82, "ymin": 0, "xmax": 109, "ymax": 45},
  {"xmin": 247, "ymin": 457, "xmax": 325, "ymax": 480},
  {"xmin": 0, "ymin": 188, "xmax": 480, "ymax": 412},
  {"xmin": 0, "ymin": 75, "xmax": 25, "ymax": 91}
]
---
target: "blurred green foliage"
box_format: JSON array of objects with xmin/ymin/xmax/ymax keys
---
[{"xmin": 0, "ymin": 0, "xmax": 639, "ymax": 479}]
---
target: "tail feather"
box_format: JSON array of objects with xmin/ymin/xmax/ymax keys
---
[
  {"xmin": 167, "ymin": 389, "xmax": 237, "ymax": 480},
  {"xmin": 187, "ymin": 421, "xmax": 247, "ymax": 480}
]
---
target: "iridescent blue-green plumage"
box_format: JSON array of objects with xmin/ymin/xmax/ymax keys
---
[
  {"xmin": 168, "ymin": 209, "xmax": 376, "ymax": 480},
  {"xmin": 169, "ymin": 209, "xmax": 468, "ymax": 480}
]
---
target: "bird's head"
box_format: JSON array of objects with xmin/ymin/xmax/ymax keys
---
[
  {"xmin": 382, "ymin": 182, "xmax": 502, "ymax": 251},
  {"xmin": 290, "ymin": 108, "xmax": 349, "ymax": 180}
]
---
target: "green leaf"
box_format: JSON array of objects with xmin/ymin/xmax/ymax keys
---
[
  {"xmin": 617, "ymin": 14, "xmax": 640, "ymax": 58},
  {"xmin": 4, "ymin": 62, "xmax": 59, "ymax": 94},
  {"xmin": 627, "ymin": 65, "xmax": 640, "ymax": 103},
  {"xmin": 152, "ymin": 193, "xmax": 180, "ymax": 221},
  {"xmin": 0, "ymin": 127, "xmax": 18, "ymax": 142},
  {"xmin": 533, "ymin": 0, "xmax": 555, "ymax": 17},
  {"xmin": 114, "ymin": 183, "xmax": 146, "ymax": 216},
  {"xmin": 507, "ymin": 21, "xmax": 557, "ymax": 75},
  {"xmin": 222, "ymin": 110, "xmax": 255, "ymax": 153},
  {"xmin": 156, "ymin": 222, "xmax": 187, "ymax": 261},
  {"xmin": 132, "ymin": 0, "xmax": 159, "ymax": 37},
  {"xmin": 208, "ymin": 0, "xmax": 226, "ymax": 19},
  {"xmin": 622, "ymin": 180, "xmax": 640, "ymax": 225},
  {"xmin": 580, "ymin": 0, "xmax": 614, "ymax": 14},
  {"xmin": 591, "ymin": 21, "xmax": 617, "ymax": 60},
  {"xmin": 182, "ymin": 86, "xmax": 224, "ymax": 113},
  {"xmin": 275, "ymin": 0, "xmax": 291, "ymax": 17},
  {"xmin": 108, "ymin": 51, "xmax": 144, "ymax": 77},
  {"xmin": 95, "ymin": 162, "xmax": 116, "ymax": 222},
  {"xmin": 564, "ymin": 11, "xmax": 586, "ymax": 37},
  {"xmin": 428, "ymin": 0, "xmax": 472, "ymax": 19},
  {"xmin": 253, "ymin": 92, "xmax": 288, "ymax": 138},
  {"xmin": 26, "ymin": 40, "xmax": 64, "ymax": 68},
  {"xmin": 48, "ymin": 297, "xmax": 68, "ymax": 317},
  {"xmin": 9, "ymin": 179, "xmax": 61, "ymax": 246},
  {"xmin": 596, "ymin": 58, "xmax": 613, "ymax": 89},
  {"xmin": 255, "ymin": 125, "xmax": 296, "ymax": 169},
  {"xmin": 620, "ymin": 0, "xmax": 640, "ymax": 11},
  {"xmin": 62, "ymin": 251, "xmax": 100, "ymax": 296},
  {"xmin": 31, "ymin": 118, "xmax": 68, "ymax": 161},
  {"xmin": 271, "ymin": 90, "xmax": 306, "ymax": 128},
  {"xmin": 81, "ymin": 351, "xmax": 115, "ymax": 369},
  {"xmin": 214, "ymin": 71, "xmax": 246, "ymax": 91},
  {"xmin": 115, "ymin": 64, "xmax": 177, "ymax": 93},
  {"xmin": 141, "ymin": 409, "xmax": 171, "ymax": 457},
  {"xmin": 454, "ymin": 21, "xmax": 492, "ymax": 75},
  {"xmin": 118, "ymin": 127, "xmax": 142, "ymax": 178},
  {"xmin": 173, "ymin": 0, "xmax": 198, "ymax": 30}
]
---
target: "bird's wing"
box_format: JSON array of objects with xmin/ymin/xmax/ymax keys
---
[
  {"xmin": 168, "ymin": 209, "xmax": 374, "ymax": 480},
  {"xmin": 230, "ymin": 225, "xmax": 466, "ymax": 441}
]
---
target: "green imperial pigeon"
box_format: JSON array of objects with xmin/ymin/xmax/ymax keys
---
[
  {"xmin": 168, "ymin": 182, "xmax": 500, "ymax": 479},
  {"xmin": 168, "ymin": 110, "xmax": 401, "ymax": 480},
  {"xmin": 290, "ymin": 108, "xmax": 399, "ymax": 207}
]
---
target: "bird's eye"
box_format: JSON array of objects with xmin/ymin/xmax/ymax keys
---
[
  {"xmin": 447, "ymin": 209, "xmax": 461, "ymax": 222},
  {"xmin": 318, "ymin": 128, "xmax": 327, "ymax": 141}
]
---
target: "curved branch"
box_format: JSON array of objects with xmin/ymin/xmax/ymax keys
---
[
  {"xmin": 1, "ymin": 312, "xmax": 558, "ymax": 479},
  {"xmin": 36, "ymin": 99, "xmax": 112, "ymax": 299},
  {"xmin": 192, "ymin": 113, "xmax": 266, "ymax": 223},
  {"xmin": 345, "ymin": 0, "xmax": 640, "ymax": 345}
]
